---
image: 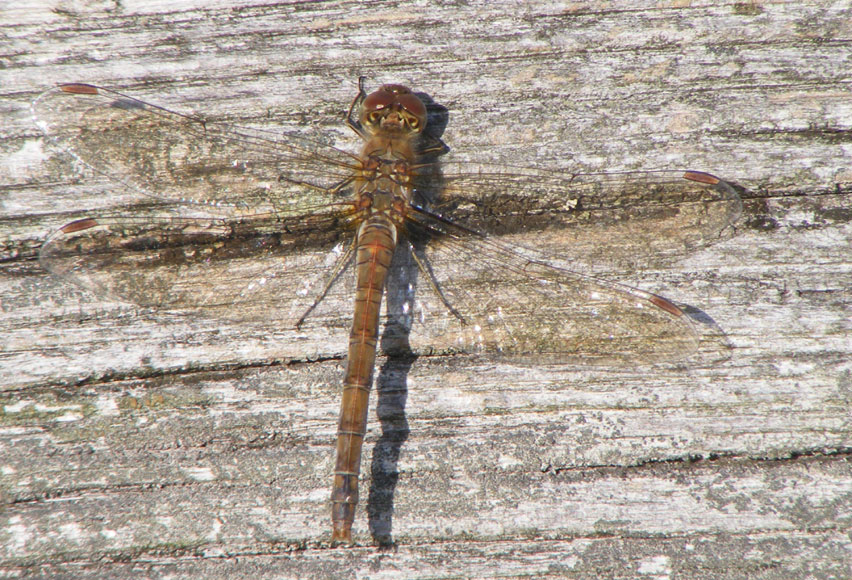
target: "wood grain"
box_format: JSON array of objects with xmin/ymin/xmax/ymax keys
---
[{"xmin": 1, "ymin": 1, "xmax": 850, "ymax": 578}]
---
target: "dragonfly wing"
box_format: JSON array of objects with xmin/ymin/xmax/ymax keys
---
[
  {"xmin": 40, "ymin": 213, "xmax": 359, "ymax": 331},
  {"xmin": 392, "ymin": 209, "xmax": 699, "ymax": 366},
  {"xmin": 32, "ymin": 84, "xmax": 361, "ymax": 213},
  {"xmin": 421, "ymin": 166, "xmax": 742, "ymax": 270}
]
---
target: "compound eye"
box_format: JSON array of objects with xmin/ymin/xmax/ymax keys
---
[
  {"xmin": 362, "ymin": 89, "xmax": 395, "ymax": 114},
  {"xmin": 396, "ymin": 93, "xmax": 427, "ymax": 131}
]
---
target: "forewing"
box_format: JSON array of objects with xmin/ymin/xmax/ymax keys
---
[
  {"xmin": 419, "ymin": 166, "xmax": 742, "ymax": 270},
  {"xmin": 32, "ymin": 83, "xmax": 361, "ymax": 213}
]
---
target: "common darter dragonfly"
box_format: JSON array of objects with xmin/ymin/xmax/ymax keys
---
[{"xmin": 32, "ymin": 79, "xmax": 741, "ymax": 543}]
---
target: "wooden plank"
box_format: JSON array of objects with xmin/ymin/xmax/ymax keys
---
[{"xmin": 1, "ymin": 1, "xmax": 850, "ymax": 577}]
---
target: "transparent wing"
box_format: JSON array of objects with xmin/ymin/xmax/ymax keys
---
[
  {"xmin": 39, "ymin": 204, "xmax": 699, "ymax": 365},
  {"xmin": 31, "ymin": 84, "xmax": 740, "ymax": 250},
  {"xmin": 39, "ymin": 212, "xmax": 360, "ymax": 331},
  {"xmin": 388, "ymin": 170, "xmax": 741, "ymax": 365},
  {"xmin": 32, "ymin": 83, "xmax": 362, "ymax": 213},
  {"xmin": 390, "ymin": 225, "xmax": 696, "ymax": 365},
  {"xmin": 419, "ymin": 166, "xmax": 742, "ymax": 270},
  {"xmin": 35, "ymin": 83, "xmax": 742, "ymax": 366}
]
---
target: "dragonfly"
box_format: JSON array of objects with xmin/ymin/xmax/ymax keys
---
[{"xmin": 32, "ymin": 78, "xmax": 741, "ymax": 544}]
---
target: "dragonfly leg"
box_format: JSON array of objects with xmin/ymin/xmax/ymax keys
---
[
  {"xmin": 415, "ymin": 132, "xmax": 450, "ymax": 157},
  {"xmin": 410, "ymin": 243, "xmax": 467, "ymax": 323},
  {"xmin": 345, "ymin": 77, "xmax": 370, "ymax": 139},
  {"xmin": 295, "ymin": 237, "xmax": 357, "ymax": 329}
]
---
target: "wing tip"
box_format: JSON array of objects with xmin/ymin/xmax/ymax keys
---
[
  {"xmin": 683, "ymin": 170, "xmax": 721, "ymax": 185},
  {"xmin": 648, "ymin": 293, "xmax": 685, "ymax": 317},
  {"xmin": 59, "ymin": 83, "xmax": 100, "ymax": 95},
  {"xmin": 60, "ymin": 217, "xmax": 99, "ymax": 234}
]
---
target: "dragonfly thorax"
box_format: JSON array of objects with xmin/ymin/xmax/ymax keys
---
[{"xmin": 354, "ymin": 163, "xmax": 412, "ymax": 216}]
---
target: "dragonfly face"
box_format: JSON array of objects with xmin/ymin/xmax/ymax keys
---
[{"xmin": 359, "ymin": 84, "xmax": 428, "ymax": 136}]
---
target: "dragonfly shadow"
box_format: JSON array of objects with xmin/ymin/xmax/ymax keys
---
[
  {"xmin": 367, "ymin": 238, "xmax": 420, "ymax": 547},
  {"xmin": 366, "ymin": 352, "xmax": 415, "ymax": 547},
  {"xmin": 681, "ymin": 304, "xmax": 737, "ymax": 364},
  {"xmin": 418, "ymin": 89, "xmax": 450, "ymax": 143}
]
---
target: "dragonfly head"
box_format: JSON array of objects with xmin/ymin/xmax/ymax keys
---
[{"xmin": 360, "ymin": 84, "xmax": 427, "ymax": 136}]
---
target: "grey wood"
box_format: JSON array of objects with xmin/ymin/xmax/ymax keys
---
[{"xmin": 1, "ymin": 1, "xmax": 850, "ymax": 578}]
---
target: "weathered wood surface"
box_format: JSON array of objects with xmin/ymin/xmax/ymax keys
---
[{"xmin": 1, "ymin": 1, "xmax": 850, "ymax": 578}]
